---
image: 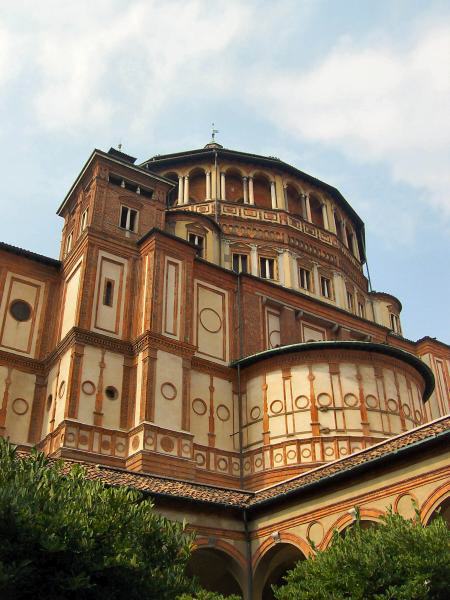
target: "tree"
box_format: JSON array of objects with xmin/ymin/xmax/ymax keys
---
[
  {"xmin": 0, "ymin": 439, "xmax": 239, "ymax": 600},
  {"xmin": 274, "ymin": 510, "xmax": 450, "ymax": 600}
]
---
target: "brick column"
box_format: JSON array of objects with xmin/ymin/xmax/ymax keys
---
[
  {"xmin": 65, "ymin": 343, "xmax": 85, "ymax": 418},
  {"xmin": 28, "ymin": 374, "xmax": 47, "ymax": 443}
]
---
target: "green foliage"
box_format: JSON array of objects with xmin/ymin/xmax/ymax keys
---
[
  {"xmin": 274, "ymin": 509, "xmax": 450, "ymax": 600},
  {"xmin": 0, "ymin": 438, "xmax": 220, "ymax": 599},
  {"xmin": 177, "ymin": 591, "xmax": 241, "ymax": 600}
]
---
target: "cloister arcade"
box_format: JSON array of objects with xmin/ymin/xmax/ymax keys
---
[{"xmin": 184, "ymin": 485, "xmax": 450, "ymax": 600}]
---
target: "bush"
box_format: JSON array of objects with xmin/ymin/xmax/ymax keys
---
[
  {"xmin": 274, "ymin": 509, "xmax": 450, "ymax": 600},
  {"xmin": 0, "ymin": 439, "xmax": 240, "ymax": 599}
]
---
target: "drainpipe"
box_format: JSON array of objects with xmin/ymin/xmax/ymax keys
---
[
  {"xmin": 237, "ymin": 274, "xmax": 253, "ymax": 599},
  {"xmin": 244, "ymin": 508, "xmax": 253, "ymax": 600}
]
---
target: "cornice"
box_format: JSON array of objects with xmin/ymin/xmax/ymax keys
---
[
  {"xmin": 233, "ymin": 341, "xmax": 435, "ymax": 401},
  {"xmin": 0, "ymin": 349, "xmax": 44, "ymax": 374}
]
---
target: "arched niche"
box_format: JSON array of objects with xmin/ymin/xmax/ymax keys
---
[
  {"xmin": 309, "ymin": 195, "xmax": 324, "ymax": 228},
  {"xmin": 254, "ymin": 541, "xmax": 307, "ymax": 600},
  {"xmin": 225, "ymin": 168, "xmax": 244, "ymax": 202},
  {"xmin": 285, "ymin": 183, "xmax": 304, "ymax": 219},
  {"xmin": 162, "ymin": 171, "xmax": 179, "ymax": 207},
  {"xmin": 186, "ymin": 546, "xmax": 244, "ymax": 597},
  {"xmin": 253, "ymin": 172, "xmax": 272, "ymax": 209},
  {"xmin": 188, "ymin": 167, "xmax": 206, "ymax": 203}
]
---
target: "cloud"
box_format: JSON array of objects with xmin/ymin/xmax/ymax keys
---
[
  {"xmin": 244, "ymin": 24, "xmax": 450, "ymax": 216},
  {"xmin": 1, "ymin": 0, "xmax": 252, "ymax": 135},
  {"xmin": 0, "ymin": 24, "xmax": 21, "ymax": 88}
]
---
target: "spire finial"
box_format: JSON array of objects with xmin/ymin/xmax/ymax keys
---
[
  {"xmin": 118, "ymin": 142, "xmax": 122, "ymax": 151},
  {"xmin": 211, "ymin": 122, "xmax": 219, "ymax": 142}
]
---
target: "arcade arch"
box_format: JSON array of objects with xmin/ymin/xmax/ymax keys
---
[
  {"xmin": 427, "ymin": 497, "xmax": 450, "ymax": 527},
  {"xmin": 188, "ymin": 167, "xmax": 206, "ymax": 203},
  {"xmin": 162, "ymin": 171, "xmax": 179, "ymax": 207},
  {"xmin": 225, "ymin": 168, "xmax": 244, "ymax": 202},
  {"xmin": 421, "ymin": 483, "xmax": 450, "ymax": 527},
  {"xmin": 285, "ymin": 183, "xmax": 304, "ymax": 219},
  {"xmin": 309, "ymin": 194, "xmax": 324, "ymax": 228},
  {"xmin": 186, "ymin": 544, "xmax": 244, "ymax": 597},
  {"xmin": 252, "ymin": 172, "xmax": 272, "ymax": 209},
  {"xmin": 254, "ymin": 541, "xmax": 307, "ymax": 600},
  {"xmin": 322, "ymin": 508, "xmax": 384, "ymax": 548}
]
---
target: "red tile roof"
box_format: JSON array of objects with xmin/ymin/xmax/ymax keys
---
[{"xmin": 16, "ymin": 415, "xmax": 450, "ymax": 509}]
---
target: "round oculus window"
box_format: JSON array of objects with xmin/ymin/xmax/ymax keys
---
[
  {"xmin": 105, "ymin": 386, "xmax": 118, "ymax": 400},
  {"xmin": 9, "ymin": 300, "xmax": 32, "ymax": 322}
]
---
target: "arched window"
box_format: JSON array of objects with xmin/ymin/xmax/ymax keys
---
[
  {"xmin": 225, "ymin": 168, "xmax": 244, "ymax": 202},
  {"xmin": 103, "ymin": 279, "xmax": 114, "ymax": 307},
  {"xmin": 253, "ymin": 173, "xmax": 272, "ymax": 209}
]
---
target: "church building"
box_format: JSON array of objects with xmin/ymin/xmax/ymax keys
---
[{"xmin": 0, "ymin": 140, "xmax": 449, "ymax": 599}]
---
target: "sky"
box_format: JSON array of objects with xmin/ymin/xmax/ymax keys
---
[{"xmin": 0, "ymin": 0, "xmax": 449, "ymax": 343}]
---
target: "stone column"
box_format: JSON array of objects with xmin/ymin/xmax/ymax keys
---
[
  {"xmin": 351, "ymin": 233, "xmax": 360, "ymax": 260},
  {"xmin": 206, "ymin": 171, "xmax": 211, "ymax": 199},
  {"xmin": 183, "ymin": 176, "xmax": 189, "ymax": 204},
  {"xmin": 250, "ymin": 244, "xmax": 258, "ymax": 276},
  {"xmin": 331, "ymin": 209, "xmax": 339, "ymax": 234},
  {"xmin": 341, "ymin": 220, "xmax": 348, "ymax": 247},
  {"xmin": 248, "ymin": 176, "xmax": 255, "ymax": 205},
  {"xmin": 301, "ymin": 194, "xmax": 307, "ymax": 219},
  {"xmin": 220, "ymin": 172, "xmax": 226, "ymax": 200},
  {"xmin": 243, "ymin": 176, "xmax": 248, "ymax": 204},
  {"xmin": 321, "ymin": 203, "xmax": 330, "ymax": 230},
  {"xmin": 177, "ymin": 175, "xmax": 184, "ymax": 205},
  {"xmin": 305, "ymin": 193, "xmax": 312, "ymax": 222},
  {"xmin": 270, "ymin": 181, "xmax": 277, "ymax": 209}
]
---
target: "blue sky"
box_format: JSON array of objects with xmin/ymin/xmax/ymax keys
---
[{"xmin": 0, "ymin": 0, "xmax": 449, "ymax": 343}]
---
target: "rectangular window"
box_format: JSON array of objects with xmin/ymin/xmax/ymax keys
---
[
  {"xmin": 65, "ymin": 232, "xmax": 73, "ymax": 256},
  {"xmin": 232, "ymin": 253, "xmax": 248, "ymax": 273},
  {"xmin": 347, "ymin": 291, "xmax": 354, "ymax": 312},
  {"xmin": 120, "ymin": 206, "xmax": 138, "ymax": 232},
  {"xmin": 320, "ymin": 276, "xmax": 332, "ymax": 299},
  {"xmin": 188, "ymin": 233, "xmax": 204, "ymax": 257},
  {"xmin": 299, "ymin": 267, "xmax": 311, "ymax": 291},
  {"xmin": 80, "ymin": 208, "xmax": 88, "ymax": 233},
  {"xmin": 259, "ymin": 257, "xmax": 275, "ymax": 280},
  {"xmin": 390, "ymin": 313, "xmax": 401, "ymax": 333},
  {"xmin": 103, "ymin": 279, "xmax": 114, "ymax": 307},
  {"xmin": 358, "ymin": 301, "xmax": 365, "ymax": 318}
]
